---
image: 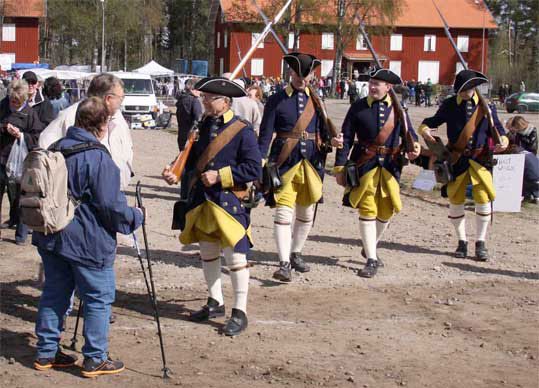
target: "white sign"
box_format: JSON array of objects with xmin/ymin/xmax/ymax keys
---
[
  {"xmin": 493, "ymin": 154, "xmax": 525, "ymax": 212},
  {"xmin": 412, "ymin": 169, "xmax": 436, "ymax": 191},
  {"xmin": 0, "ymin": 54, "xmax": 14, "ymax": 71}
]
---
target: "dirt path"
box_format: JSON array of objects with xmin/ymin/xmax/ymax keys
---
[{"xmin": 1, "ymin": 101, "xmax": 538, "ymax": 388}]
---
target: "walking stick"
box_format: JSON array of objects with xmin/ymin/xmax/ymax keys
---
[
  {"xmin": 69, "ymin": 299, "xmax": 83, "ymax": 350},
  {"xmin": 135, "ymin": 181, "xmax": 171, "ymax": 379}
]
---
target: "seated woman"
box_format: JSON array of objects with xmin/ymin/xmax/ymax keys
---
[
  {"xmin": 32, "ymin": 97, "xmax": 144, "ymax": 377},
  {"xmin": 505, "ymin": 116, "xmax": 539, "ymax": 203}
]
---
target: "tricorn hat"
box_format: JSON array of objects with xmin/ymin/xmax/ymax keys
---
[
  {"xmin": 194, "ymin": 76, "xmax": 247, "ymax": 97},
  {"xmin": 454, "ymin": 69, "xmax": 488, "ymax": 93},
  {"xmin": 356, "ymin": 73, "xmax": 370, "ymax": 82},
  {"xmin": 283, "ymin": 52, "xmax": 321, "ymax": 78},
  {"xmin": 368, "ymin": 68, "xmax": 402, "ymax": 85}
]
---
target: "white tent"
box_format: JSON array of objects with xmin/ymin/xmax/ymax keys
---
[
  {"xmin": 133, "ymin": 60, "xmax": 174, "ymax": 76},
  {"xmin": 18, "ymin": 68, "xmax": 95, "ymax": 80}
]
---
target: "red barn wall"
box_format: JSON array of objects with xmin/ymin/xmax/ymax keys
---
[{"xmin": 0, "ymin": 17, "xmax": 40, "ymax": 63}]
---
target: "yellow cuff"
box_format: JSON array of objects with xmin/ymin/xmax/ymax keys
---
[
  {"xmin": 333, "ymin": 165, "xmax": 345, "ymax": 174},
  {"xmin": 417, "ymin": 124, "xmax": 430, "ymax": 137},
  {"xmin": 500, "ymin": 135, "xmax": 509, "ymax": 147},
  {"xmin": 218, "ymin": 166, "xmax": 234, "ymax": 189}
]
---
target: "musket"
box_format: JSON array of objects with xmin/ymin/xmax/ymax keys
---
[
  {"xmin": 431, "ymin": 0, "xmax": 502, "ymax": 145},
  {"xmin": 357, "ymin": 20, "xmax": 414, "ymax": 153},
  {"xmin": 165, "ymin": 117, "xmax": 202, "ymax": 183},
  {"xmin": 233, "ymin": 35, "xmax": 248, "ymax": 79},
  {"xmin": 230, "ymin": 0, "xmax": 292, "ymax": 80}
]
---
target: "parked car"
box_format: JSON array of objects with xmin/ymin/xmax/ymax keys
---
[{"xmin": 505, "ymin": 92, "xmax": 539, "ymax": 113}]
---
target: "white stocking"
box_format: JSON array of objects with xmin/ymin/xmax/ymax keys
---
[
  {"xmin": 199, "ymin": 241, "xmax": 223, "ymax": 305},
  {"xmin": 274, "ymin": 206, "xmax": 294, "ymax": 263},
  {"xmin": 449, "ymin": 203, "xmax": 467, "ymax": 241},
  {"xmin": 291, "ymin": 204, "xmax": 315, "ymax": 253},
  {"xmin": 475, "ymin": 202, "xmax": 491, "ymax": 241},
  {"xmin": 360, "ymin": 218, "xmax": 377, "ymax": 260},
  {"xmin": 224, "ymin": 248, "xmax": 249, "ymax": 313}
]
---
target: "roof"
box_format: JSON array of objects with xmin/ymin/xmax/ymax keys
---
[
  {"xmin": 132, "ymin": 61, "xmax": 174, "ymax": 76},
  {"xmin": 110, "ymin": 71, "xmax": 154, "ymax": 80},
  {"xmin": 218, "ymin": 0, "xmax": 497, "ymax": 29},
  {"xmin": 3, "ymin": 0, "xmax": 46, "ymax": 18}
]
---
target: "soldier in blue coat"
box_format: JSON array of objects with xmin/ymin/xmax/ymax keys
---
[
  {"xmin": 258, "ymin": 53, "xmax": 342, "ymax": 282},
  {"xmin": 418, "ymin": 70, "xmax": 508, "ymax": 261},
  {"xmin": 334, "ymin": 69, "xmax": 421, "ymax": 278},
  {"xmin": 163, "ymin": 77, "xmax": 262, "ymax": 336}
]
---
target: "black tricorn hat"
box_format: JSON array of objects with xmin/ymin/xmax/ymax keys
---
[
  {"xmin": 356, "ymin": 73, "xmax": 370, "ymax": 82},
  {"xmin": 368, "ymin": 68, "xmax": 402, "ymax": 85},
  {"xmin": 454, "ymin": 69, "xmax": 488, "ymax": 93},
  {"xmin": 194, "ymin": 76, "xmax": 247, "ymax": 97},
  {"xmin": 283, "ymin": 52, "xmax": 321, "ymax": 78}
]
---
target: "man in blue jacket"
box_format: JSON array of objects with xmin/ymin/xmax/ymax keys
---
[{"xmin": 32, "ymin": 97, "xmax": 143, "ymax": 377}]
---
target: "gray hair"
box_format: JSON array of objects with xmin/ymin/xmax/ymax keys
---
[
  {"xmin": 87, "ymin": 73, "xmax": 124, "ymax": 98},
  {"xmin": 8, "ymin": 79, "xmax": 29, "ymax": 103}
]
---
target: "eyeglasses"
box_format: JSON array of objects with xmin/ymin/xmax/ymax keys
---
[
  {"xmin": 107, "ymin": 92, "xmax": 125, "ymax": 102},
  {"xmin": 201, "ymin": 94, "xmax": 224, "ymax": 102},
  {"xmin": 25, "ymin": 80, "xmax": 37, "ymax": 85}
]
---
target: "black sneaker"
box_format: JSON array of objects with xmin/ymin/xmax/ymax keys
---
[
  {"xmin": 273, "ymin": 261, "xmax": 292, "ymax": 282},
  {"xmin": 358, "ymin": 258, "xmax": 379, "ymax": 278},
  {"xmin": 190, "ymin": 297, "xmax": 225, "ymax": 322},
  {"xmin": 34, "ymin": 350, "xmax": 78, "ymax": 371},
  {"xmin": 360, "ymin": 248, "xmax": 384, "ymax": 267},
  {"xmin": 454, "ymin": 240, "xmax": 468, "ymax": 258},
  {"xmin": 475, "ymin": 241, "xmax": 489, "ymax": 262},
  {"xmin": 222, "ymin": 308, "xmax": 248, "ymax": 336},
  {"xmin": 290, "ymin": 252, "xmax": 310, "ymax": 273},
  {"xmin": 81, "ymin": 357, "xmax": 125, "ymax": 378}
]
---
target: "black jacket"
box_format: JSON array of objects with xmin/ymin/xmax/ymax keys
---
[
  {"xmin": 30, "ymin": 89, "xmax": 55, "ymax": 127},
  {"xmin": 175, "ymin": 91, "xmax": 202, "ymax": 134}
]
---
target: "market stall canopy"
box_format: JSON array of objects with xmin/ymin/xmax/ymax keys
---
[
  {"xmin": 133, "ymin": 61, "xmax": 174, "ymax": 76},
  {"xmin": 18, "ymin": 68, "xmax": 96, "ymax": 80}
]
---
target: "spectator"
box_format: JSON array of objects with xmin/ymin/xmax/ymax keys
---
[
  {"xmin": 348, "ymin": 79, "xmax": 357, "ymax": 104},
  {"xmin": 339, "ymin": 78, "xmax": 346, "ymax": 99},
  {"xmin": 425, "ymin": 78, "xmax": 433, "ymax": 107},
  {"xmin": 43, "ymin": 77, "xmax": 70, "ymax": 119},
  {"xmin": 520, "ymin": 81, "xmax": 526, "ymax": 93},
  {"xmin": 247, "ymin": 85, "xmax": 265, "ymax": 118},
  {"xmin": 0, "ymin": 79, "xmax": 44, "ymax": 243},
  {"xmin": 32, "ymin": 97, "xmax": 144, "ymax": 376},
  {"xmin": 498, "ymin": 83, "xmax": 507, "ymax": 107},
  {"xmin": 175, "ymin": 78, "xmax": 203, "ymax": 151},
  {"xmin": 408, "ymin": 79, "xmax": 416, "ymax": 104},
  {"xmin": 401, "ymin": 82, "xmax": 410, "ymax": 103},
  {"xmin": 359, "ymin": 82, "xmax": 368, "ymax": 99},
  {"xmin": 223, "ymin": 74, "xmax": 262, "ymax": 134},
  {"xmin": 22, "ymin": 71, "xmax": 55, "ymax": 126},
  {"xmin": 415, "ymin": 81, "xmax": 422, "ymax": 106}
]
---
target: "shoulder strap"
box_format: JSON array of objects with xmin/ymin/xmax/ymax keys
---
[
  {"xmin": 276, "ymin": 97, "xmax": 315, "ymax": 166},
  {"xmin": 452, "ymin": 104, "xmax": 484, "ymax": 152},
  {"xmin": 373, "ymin": 107, "xmax": 395, "ymax": 146},
  {"xmin": 50, "ymin": 141, "xmax": 111, "ymax": 158},
  {"xmin": 195, "ymin": 119, "xmax": 246, "ymax": 173}
]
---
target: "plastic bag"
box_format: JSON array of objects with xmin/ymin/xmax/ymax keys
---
[{"xmin": 6, "ymin": 136, "xmax": 28, "ymax": 183}]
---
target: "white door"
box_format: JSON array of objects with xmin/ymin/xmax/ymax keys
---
[{"xmin": 418, "ymin": 61, "xmax": 439, "ymax": 83}]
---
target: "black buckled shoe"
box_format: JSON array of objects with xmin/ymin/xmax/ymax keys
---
[
  {"xmin": 358, "ymin": 258, "xmax": 379, "ymax": 278},
  {"xmin": 34, "ymin": 350, "xmax": 78, "ymax": 371},
  {"xmin": 273, "ymin": 261, "xmax": 292, "ymax": 282},
  {"xmin": 81, "ymin": 357, "xmax": 125, "ymax": 378},
  {"xmin": 190, "ymin": 297, "xmax": 225, "ymax": 322},
  {"xmin": 360, "ymin": 248, "xmax": 384, "ymax": 267},
  {"xmin": 222, "ymin": 308, "xmax": 248, "ymax": 336},
  {"xmin": 454, "ymin": 240, "xmax": 468, "ymax": 258},
  {"xmin": 475, "ymin": 241, "xmax": 489, "ymax": 262},
  {"xmin": 290, "ymin": 252, "xmax": 310, "ymax": 273}
]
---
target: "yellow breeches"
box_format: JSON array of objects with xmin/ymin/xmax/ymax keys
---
[
  {"xmin": 180, "ymin": 200, "xmax": 252, "ymax": 248},
  {"xmin": 346, "ymin": 167, "xmax": 401, "ymax": 221},
  {"xmin": 273, "ymin": 160, "xmax": 323, "ymax": 208},
  {"xmin": 447, "ymin": 160, "xmax": 495, "ymax": 205}
]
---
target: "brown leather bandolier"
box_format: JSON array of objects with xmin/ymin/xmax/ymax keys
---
[
  {"xmin": 355, "ymin": 107, "xmax": 398, "ymax": 166},
  {"xmin": 447, "ymin": 104, "xmax": 485, "ymax": 164},
  {"xmin": 191, "ymin": 120, "xmax": 248, "ymax": 200},
  {"xmin": 275, "ymin": 97, "xmax": 316, "ymax": 167}
]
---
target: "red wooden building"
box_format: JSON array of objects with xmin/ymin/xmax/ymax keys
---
[
  {"xmin": 0, "ymin": 0, "xmax": 46, "ymax": 70},
  {"xmin": 211, "ymin": 0, "xmax": 497, "ymax": 85}
]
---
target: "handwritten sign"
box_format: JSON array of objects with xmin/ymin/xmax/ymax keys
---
[
  {"xmin": 493, "ymin": 154, "xmax": 525, "ymax": 212},
  {"xmin": 412, "ymin": 169, "xmax": 437, "ymax": 191}
]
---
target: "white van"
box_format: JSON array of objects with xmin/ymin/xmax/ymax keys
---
[{"xmin": 110, "ymin": 72, "xmax": 158, "ymax": 126}]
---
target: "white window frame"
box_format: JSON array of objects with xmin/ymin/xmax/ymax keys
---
[
  {"xmin": 219, "ymin": 57, "xmax": 224, "ymax": 75},
  {"xmin": 424, "ymin": 34, "xmax": 436, "ymax": 52},
  {"xmin": 321, "ymin": 32, "xmax": 334, "ymax": 50},
  {"xmin": 457, "ymin": 35, "xmax": 469, "ymax": 53},
  {"xmin": 288, "ymin": 32, "xmax": 299, "ymax": 50},
  {"xmin": 418, "ymin": 60, "xmax": 440, "ymax": 83},
  {"xmin": 224, "ymin": 30, "xmax": 228, "ymax": 48},
  {"xmin": 2, "ymin": 24, "xmax": 15, "ymax": 42},
  {"xmin": 356, "ymin": 35, "xmax": 367, "ymax": 50},
  {"xmin": 456, "ymin": 61, "xmax": 467, "ymax": 74},
  {"xmin": 389, "ymin": 61, "xmax": 402, "ymax": 78},
  {"xmin": 390, "ymin": 34, "xmax": 403, "ymax": 51},
  {"xmin": 321, "ymin": 59, "xmax": 334, "ymax": 77},
  {"xmin": 252, "ymin": 33, "xmax": 264, "ymax": 48},
  {"xmin": 216, "ymin": 31, "xmax": 220, "ymax": 49},
  {"xmin": 0, "ymin": 53, "xmax": 16, "ymax": 71},
  {"xmin": 251, "ymin": 58, "xmax": 264, "ymax": 76}
]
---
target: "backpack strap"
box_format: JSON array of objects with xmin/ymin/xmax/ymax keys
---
[{"xmin": 49, "ymin": 141, "xmax": 111, "ymax": 158}]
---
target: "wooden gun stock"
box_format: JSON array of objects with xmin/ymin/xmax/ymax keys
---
[
  {"xmin": 476, "ymin": 90, "xmax": 502, "ymax": 145},
  {"xmin": 389, "ymin": 89, "xmax": 414, "ymax": 153},
  {"xmin": 307, "ymin": 86, "xmax": 342, "ymax": 148},
  {"xmin": 166, "ymin": 128, "xmax": 198, "ymax": 184}
]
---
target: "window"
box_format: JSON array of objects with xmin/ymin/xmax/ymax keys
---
[
  {"xmin": 456, "ymin": 62, "xmax": 467, "ymax": 74},
  {"xmin": 2, "ymin": 24, "xmax": 15, "ymax": 41},
  {"xmin": 0, "ymin": 53, "xmax": 16, "ymax": 71},
  {"xmin": 424, "ymin": 35, "xmax": 436, "ymax": 51},
  {"xmin": 251, "ymin": 58, "xmax": 264, "ymax": 76},
  {"xmin": 217, "ymin": 32, "xmax": 220, "ymax": 49},
  {"xmin": 252, "ymin": 33, "xmax": 264, "ymax": 48},
  {"xmin": 219, "ymin": 58, "xmax": 224, "ymax": 75},
  {"xmin": 389, "ymin": 61, "xmax": 402, "ymax": 78},
  {"xmin": 321, "ymin": 33, "xmax": 334, "ymax": 50},
  {"xmin": 288, "ymin": 32, "xmax": 299, "ymax": 49},
  {"xmin": 356, "ymin": 35, "xmax": 367, "ymax": 50},
  {"xmin": 418, "ymin": 61, "xmax": 439, "ymax": 83},
  {"xmin": 224, "ymin": 31, "xmax": 228, "ymax": 48},
  {"xmin": 321, "ymin": 59, "xmax": 334, "ymax": 77},
  {"xmin": 390, "ymin": 34, "xmax": 402, "ymax": 51},
  {"xmin": 457, "ymin": 35, "xmax": 469, "ymax": 52}
]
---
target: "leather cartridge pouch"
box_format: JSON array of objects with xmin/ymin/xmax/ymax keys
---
[
  {"xmin": 171, "ymin": 120, "xmax": 246, "ymax": 230},
  {"xmin": 433, "ymin": 160, "xmax": 454, "ymax": 185},
  {"xmin": 345, "ymin": 160, "xmax": 360, "ymax": 187},
  {"xmin": 262, "ymin": 163, "xmax": 281, "ymax": 192},
  {"xmin": 448, "ymin": 104, "xmax": 484, "ymax": 165}
]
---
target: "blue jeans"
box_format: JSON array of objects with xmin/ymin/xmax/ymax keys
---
[
  {"xmin": 12, "ymin": 183, "xmax": 29, "ymax": 243},
  {"xmin": 35, "ymin": 248, "xmax": 115, "ymax": 362}
]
